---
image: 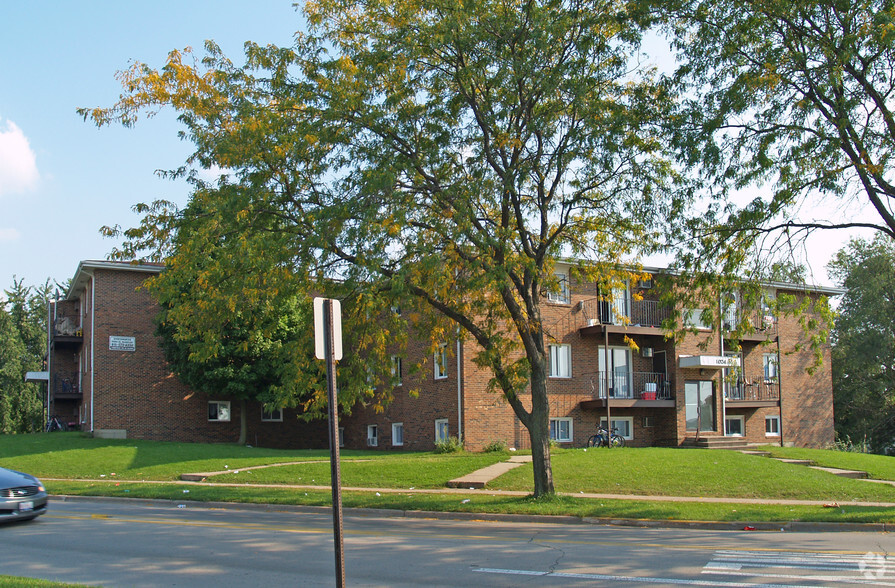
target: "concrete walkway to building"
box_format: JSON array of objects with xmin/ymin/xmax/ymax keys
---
[
  {"xmin": 446, "ymin": 455, "xmax": 531, "ymax": 488},
  {"xmin": 745, "ymin": 452, "xmax": 879, "ymax": 482}
]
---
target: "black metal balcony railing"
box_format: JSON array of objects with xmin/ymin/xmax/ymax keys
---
[
  {"xmin": 580, "ymin": 298, "xmax": 671, "ymax": 329},
  {"xmin": 724, "ymin": 375, "xmax": 780, "ymax": 401},
  {"xmin": 587, "ymin": 371, "xmax": 673, "ymax": 400},
  {"xmin": 53, "ymin": 374, "xmax": 80, "ymax": 397}
]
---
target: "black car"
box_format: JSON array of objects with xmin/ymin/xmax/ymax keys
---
[{"xmin": 0, "ymin": 467, "xmax": 48, "ymax": 523}]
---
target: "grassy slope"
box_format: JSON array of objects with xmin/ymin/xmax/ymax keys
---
[{"xmin": 4, "ymin": 433, "xmax": 895, "ymax": 523}]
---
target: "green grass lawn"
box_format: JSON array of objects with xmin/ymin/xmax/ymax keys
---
[
  {"xmin": 489, "ymin": 447, "xmax": 895, "ymax": 502},
  {"xmin": 4, "ymin": 432, "xmax": 895, "ymax": 524}
]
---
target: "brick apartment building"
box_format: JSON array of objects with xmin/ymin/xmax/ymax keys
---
[{"xmin": 45, "ymin": 260, "xmax": 840, "ymax": 450}]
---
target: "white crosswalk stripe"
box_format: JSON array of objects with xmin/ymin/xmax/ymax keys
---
[{"xmin": 703, "ymin": 550, "xmax": 895, "ymax": 586}]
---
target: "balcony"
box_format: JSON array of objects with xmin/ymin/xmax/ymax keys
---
[
  {"xmin": 579, "ymin": 298, "xmax": 671, "ymax": 335},
  {"xmin": 52, "ymin": 315, "xmax": 83, "ymax": 347},
  {"xmin": 579, "ymin": 371, "xmax": 675, "ymax": 409},
  {"xmin": 722, "ymin": 308, "xmax": 778, "ymax": 342},
  {"xmin": 724, "ymin": 375, "xmax": 779, "ymax": 407},
  {"xmin": 52, "ymin": 374, "xmax": 81, "ymax": 399}
]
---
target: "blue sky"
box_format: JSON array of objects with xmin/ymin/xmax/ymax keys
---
[
  {"xmin": 0, "ymin": 1, "xmax": 302, "ymax": 290},
  {"xmin": 0, "ymin": 2, "xmax": 873, "ymax": 292}
]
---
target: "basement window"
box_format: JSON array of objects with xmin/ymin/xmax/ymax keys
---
[{"xmin": 208, "ymin": 401, "xmax": 231, "ymax": 422}]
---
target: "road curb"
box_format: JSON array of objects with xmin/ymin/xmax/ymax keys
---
[{"xmin": 50, "ymin": 494, "xmax": 893, "ymax": 533}]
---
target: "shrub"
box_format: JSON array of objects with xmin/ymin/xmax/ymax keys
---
[
  {"xmin": 834, "ymin": 434, "xmax": 871, "ymax": 453},
  {"xmin": 434, "ymin": 436, "xmax": 464, "ymax": 454},
  {"xmin": 482, "ymin": 439, "xmax": 509, "ymax": 453}
]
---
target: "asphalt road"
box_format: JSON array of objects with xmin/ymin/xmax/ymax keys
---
[{"xmin": 3, "ymin": 498, "xmax": 895, "ymax": 587}]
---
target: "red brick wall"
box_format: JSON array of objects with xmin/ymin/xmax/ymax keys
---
[{"xmin": 52, "ymin": 264, "xmax": 834, "ymax": 451}]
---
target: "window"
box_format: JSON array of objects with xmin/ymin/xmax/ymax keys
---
[
  {"xmin": 600, "ymin": 417, "xmax": 634, "ymax": 440},
  {"xmin": 434, "ymin": 344, "xmax": 448, "ymax": 379},
  {"xmin": 208, "ymin": 401, "xmax": 231, "ymax": 422},
  {"xmin": 261, "ymin": 407, "xmax": 283, "ymax": 422},
  {"xmin": 391, "ymin": 355, "xmax": 403, "ymax": 386},
  {"xmin": 725, "ymin": 416, "xmax": 744, "ymax": 437},
  {"xmin": 367, "ymin": 424, "xmax": 379, "ymax": 447},
  {"xmin": 683, "ymin": 308, "xmax": 713, "ymax": 330},
  {"xmin": 598, "ymin": 347, "xmax": 631, "ymax": 397},
  {"xmin": 549, "ymin": 344, "xmax": 572, "ymax": 378},
  {"xmin": 547, "ymin": 272, "xmax": 571, "ymax": 304},
  {"xmin": 721, "ymin": 290, "xmax": 738, "ymax": 330},
  {"xmin": 549, "ymin": 417, "xmax": 573, "ymax": 442},
  {"xmin": 763, "ymin": 353, "xmax": 779, "ymax": 382},
  {"xmin": 761, "ymin": 289, "xmax": 776, "ymax": 328},
  {"xmin": 435, "ymin": 418, "xmax": 449, "ymax": 443},
  {"xmin": 338, "ymin": 427, "xmax": 345, "ymax": 448},
  {"xmin": 642, "ymin": 416, "xmax": 655, "ymax": 428},
  {"xmin": 765, "ymin": 415, "xmax": 780, "ymax": 437},
  {"xmin": 392, "ymin": 422, "xmax": 404, "ymax": 446}
]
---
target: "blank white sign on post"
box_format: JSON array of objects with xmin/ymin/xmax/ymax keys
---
[{"xmin": 313, "ymin": 297, "xmax": 343, "ymax": 361}]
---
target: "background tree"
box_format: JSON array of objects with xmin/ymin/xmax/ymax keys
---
[
  {"xmin": 83, "ymin": 0, "xmax": 676, "ymax": 496},
  {"xmin": 0, "ymin": 279, "xmax": 52, "ymax": 433},
  {"xmin": 828, "ymin": 235, "xmax": 895, "ymax": 453},
  {"xmin": 660, "ymin": 0, "xmax": 895, "ymax": 275}
]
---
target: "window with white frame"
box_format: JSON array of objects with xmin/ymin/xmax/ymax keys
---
[
  {"xmin": 549, "ymin": 417, "xmax": 573, "ymax": 442},
  {"xmin": 763, "ymin": 353, "xmax": 779, "ymax": 382},
  {"xmin": 208, "ymin": 401, "xmax": 231, "ymax": 422},
  {"xmin": 683, "ymin": 308, "xmax": 713, "ymax": 330},
  {"xmin": 261, "ymin": 407, "xmax": 283, "ymax": 422},
  {"xmin": 391, "ymin": 355, "xmax": 403, "ymax": 386},
  {"xmin": 761, "ymin": 289, "xmax": 777, "ymax": 328},
  {"xmin": 598, "ymin": 346, "xmax": 631, "ymax": 397},
  {"xmin": 367, "ymin": 424, "xmax": 379, "ymax": 447},
  {"xmin": 600, "ymin": 417, "xmax": 634, "ymax": 440},
  {"xmin": 721, "ymin": 290, "xmax": 739, "ymax": 330},
  {"xmin": 392, "ymin": 422, "xmax": 404, "ymax": 446},
  {"xmin": 435, "ymin": 418, "xmax": 449, "ymax": 442},
  {"xmin": 547, "ymin": 271, "xmax": 571, "ymax": 304},
  {"xmin": 765, "ymin": 415, "xmax": 780, "ymax": 437},
  {"xmin": 549, "ymin": 343, "xmax": 572, "ymax": 378},
  {"xmin": 434, "ymin": 344, "xmax": 448, "ymax": 379}
]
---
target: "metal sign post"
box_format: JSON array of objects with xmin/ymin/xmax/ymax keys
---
[{"xmin": 314, "ymin": 297, "xmax": 345, "ymax": 588}]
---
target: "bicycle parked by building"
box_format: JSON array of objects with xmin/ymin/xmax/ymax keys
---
[
  {"xmin": 45, "ymin": 416, "xmax": 68, "ymax": 432},
  {"xmin": 586, "ymin": 425, "xmax": 625, "ymax": 448}
]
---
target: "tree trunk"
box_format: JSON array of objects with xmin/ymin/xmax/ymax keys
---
[
  {"xmin": 527, "ymin": 363, "xmax": 555, "ymax": 497},
  {"xmin": 237, "ymin": 397, "xmax": 247, "ymax": 445}
]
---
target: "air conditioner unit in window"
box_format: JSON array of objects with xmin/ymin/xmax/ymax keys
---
[
  {"xmin": 638, "ymin": 279, "xmax": 653, "ymax": 289},
  {"xmin": 642, "ymin": 347, "xmax": 654, "ymax": 358}
]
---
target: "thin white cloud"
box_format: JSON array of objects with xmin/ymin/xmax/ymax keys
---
[
  {"xmin": 196, "ymin": 164, "xmax": 234, "ymax": 183},
  {"xmin": 0, "ymin": 118, "xmax": 39, "ymax": 196},
  {"xmin": 0, "ymin": 228, "xmax": 21, "ymax": 242}
]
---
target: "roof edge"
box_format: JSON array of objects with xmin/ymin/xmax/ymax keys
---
[{"xmin": 66, "ymin": 260, "xmax": 164, "ymax": 300}]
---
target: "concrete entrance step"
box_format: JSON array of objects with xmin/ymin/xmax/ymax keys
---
[
  {"xmin": 686, "ymin": 437, "xmax": 751, "ymax": 450},
  {"xmin": 446, "ymin": 455, "xmax": 532, "ymax": 489}
]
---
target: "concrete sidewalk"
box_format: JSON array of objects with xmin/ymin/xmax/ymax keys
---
[{"xmin": 446, "ymin": 455, "xmax": 531, "ymax": 488}]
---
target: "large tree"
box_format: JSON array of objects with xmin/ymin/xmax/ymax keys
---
[
  {"xmin": 0, "ymin": 279, "xmax": 52, "ymax": 433},
  {"xmin": 142, "ymin": 183, "xmax": 392, "ymax": 444},
  {"xmin": 84, "ymin": 0, "xmax": 675, "ymax": 496},
  {"xmin": 828, "ymin": 235, "xmax": 895, "ymax": 453},
  {"xmin": 660, "ymin": 0, "xmax": 895, "ymax": 272}
]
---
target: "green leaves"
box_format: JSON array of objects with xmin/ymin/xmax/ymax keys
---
[{"xmin": 828, "ymin": 235, "xmax": 895, "ymax": 452}]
